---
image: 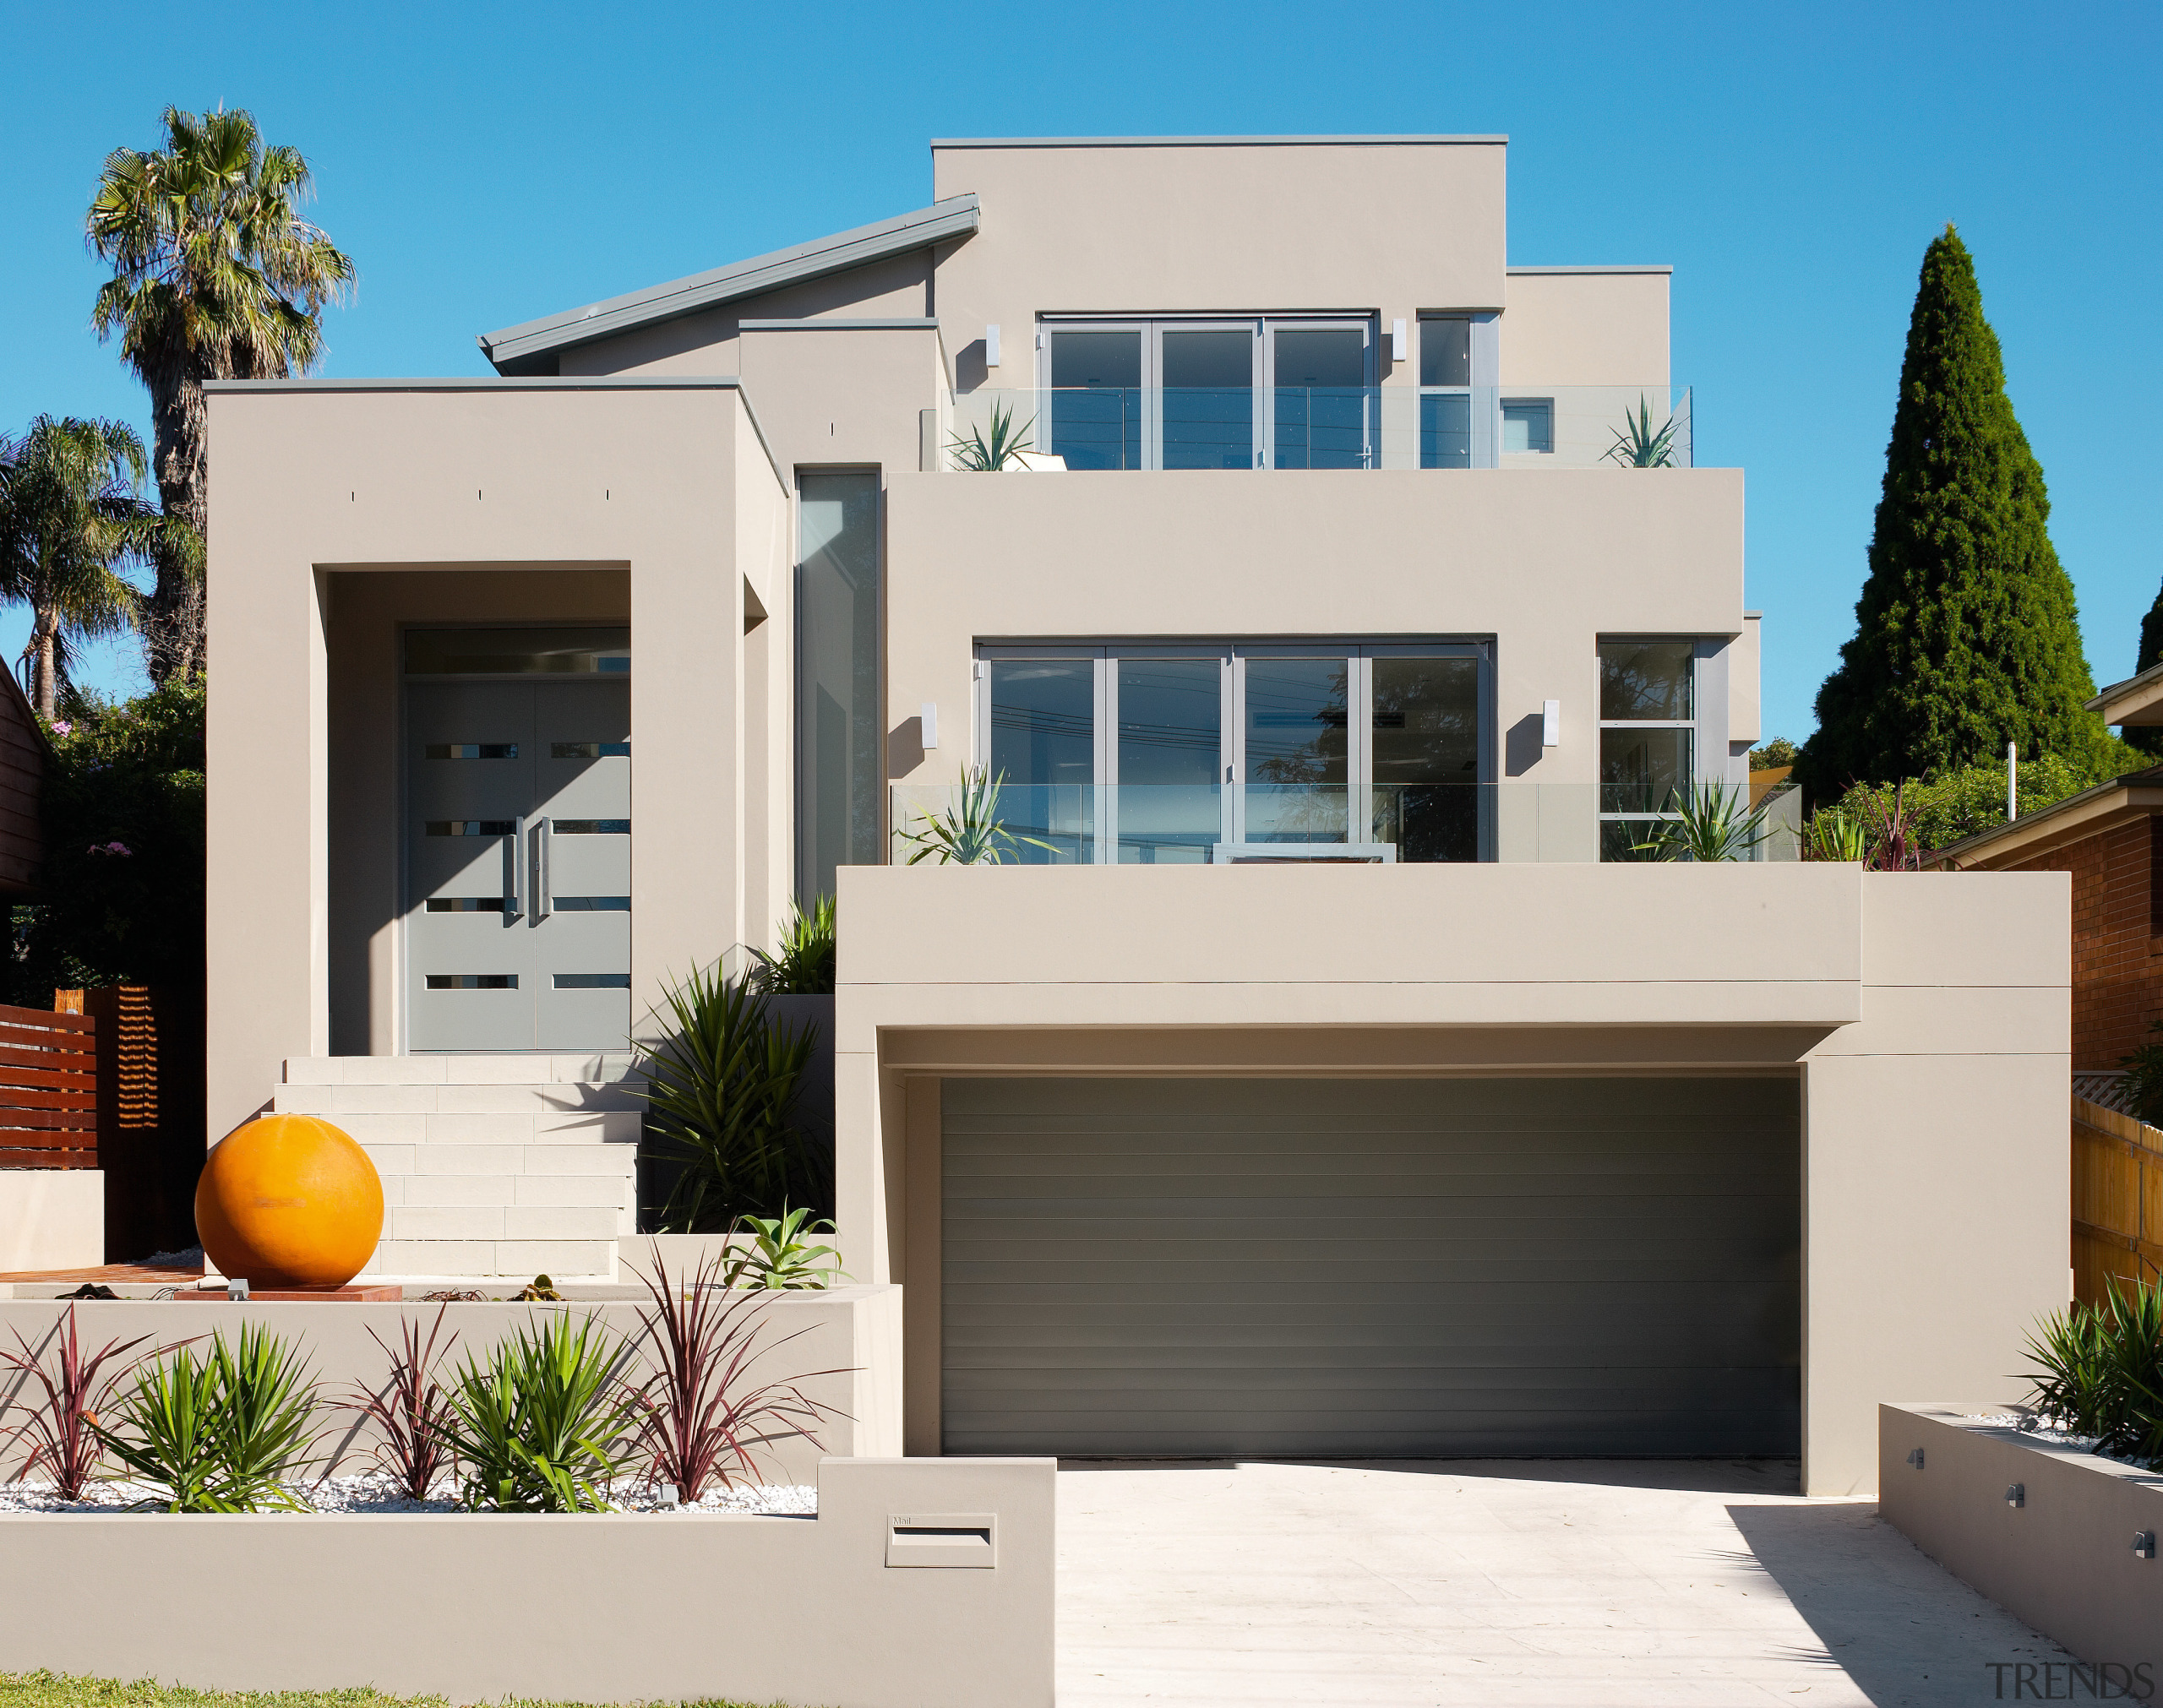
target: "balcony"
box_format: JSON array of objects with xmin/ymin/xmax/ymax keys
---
[
  {"xmin": 940, "ymin": 385, "xmax": 1693, "ymax": 473},
  {"xmin": 891, "ymin": 781, "xmax": 1795, "ymax": 866}
]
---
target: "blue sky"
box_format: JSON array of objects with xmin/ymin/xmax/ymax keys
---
[{"xmin": 2, "ymin": 0, "xmax": 2156, "ymax": 742}]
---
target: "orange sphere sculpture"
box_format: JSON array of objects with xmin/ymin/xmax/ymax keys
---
[{"xmin": 195, "ymin": 1114, "xmax": 384, "ymax": 1289}]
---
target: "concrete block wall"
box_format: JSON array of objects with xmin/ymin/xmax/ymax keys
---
[{"xmin": 274, "ymin": 1056, "xmax": 640, "ymax": 1281}]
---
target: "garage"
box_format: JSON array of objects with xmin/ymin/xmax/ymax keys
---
[{"xmin": 940, "ymin": 1075, "xmax": 1801, "ymax": 1458}]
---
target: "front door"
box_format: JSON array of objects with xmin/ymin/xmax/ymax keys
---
[{"xmin": 404, "ymin": 628, "xmax": 631, "ymax": 1052}]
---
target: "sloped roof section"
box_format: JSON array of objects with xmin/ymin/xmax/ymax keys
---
[{"xmin": 478, "ymin": 194, "xmax": 980, "ymax": 375}]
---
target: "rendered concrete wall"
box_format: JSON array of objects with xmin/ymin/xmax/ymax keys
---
[
  {"xmin": 205, "ymin": 382, "xmax": 789, "ymax": 1139},
  {"xmin": 834, "ymin": 865, "xmax": 2068, "ymax": 1492},
  {"xmin": 1499, "ymin": 269, "xmax": 1671, "ymax": 386},
  {"xmin": 0, "ymin": 1171, "xmax": 102, "ymax": 1271},
  {"xmin": 737, "ymin": 320, "xmax": 945, "ymax": 476},
  {"xmin": 1880, "ymin": 1404, "xmax": 2163, "ymax": 1684},
  {"xmin": 0, "ymin": 1284, "xmax": 901, "ymax": 1484},
  {"xmin": 0, "ymin": 1455, "xmax": 1054, "ymax": 1708}
]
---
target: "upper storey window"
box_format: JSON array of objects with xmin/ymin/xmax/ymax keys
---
[
  {"xmin": 1419, "ymin": 315, "xmax": 1474, "ymax": 469},
  {"xmin": 1040, "ymin": 319, "xmax": 1374, "ymax": 471}
]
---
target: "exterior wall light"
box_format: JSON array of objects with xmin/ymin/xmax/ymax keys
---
[
  {"xmin": 1542, "ymin": 700, "xmax": 1561, "ymax": 748},
  {"xmin": 921, "ymin": 703, "xmax": 939, "ymax": 749},
  {"xmin": 2005, "ymin": 1482, "xmax": 2024, "ymax": 1508},
  {"xmin": 985, "ymin": 324, "xmax": 1000, "ymax": 368},
  {"xmin": 2136, "ymin": 1531, "xmax": 2157, "ymax": 1560},
  {"xmin": 1391, "ymin": 319, "xmax": 1407, "ymax": 363}
]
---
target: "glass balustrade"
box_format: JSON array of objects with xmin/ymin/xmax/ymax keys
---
[{"xmin": 940, "ymin": 386, "xmax": 1695, "ymax": 472}]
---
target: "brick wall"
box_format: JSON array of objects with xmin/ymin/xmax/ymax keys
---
[{"xmin": 2013, "ymin": 818, "xmax": 2163, "ymax": 1069}]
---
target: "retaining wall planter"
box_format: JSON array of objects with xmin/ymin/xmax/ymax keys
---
[
  {"xmin": 1880, "ymin": 1403, "xmax": 2163, "ymax": 1684},
  {"xmin": 0, "ymin": 1455, "xmax": 1054, "ymax": 1708}
]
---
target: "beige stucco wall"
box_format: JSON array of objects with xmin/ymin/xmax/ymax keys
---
[
  {"xmin": 0, "ymin": 1171, "xmax": 102, "ymax": 1271},
  {"xmin": 556, "ymin": 248, "xmax": 934, "ymax": 378},
  {"xmin": 206, "ymin": 382, "xmax": 789, "ymax": 1139},
  {"xmin": 738, "ymin": 322, "xmax": 946, "ymax": 476},
  {"xmin": 832, "ymin": 863, "xmax": 2069, "ymax": 1493},
  {"xmin": 883, "ymin": 466, "xmax": 1745, "ymax": 811},
  {"xmin": 931, "ymin": 139, "xmax": 1507, "ymax": 394},
  {"xmin": 1500, "ymin": 269, "xmax": 1671, "ymax": 385}
]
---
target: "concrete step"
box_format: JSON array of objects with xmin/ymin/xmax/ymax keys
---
[
  {"xmin": 273, "ymin": 1083, "xmax": 645, "ymax": 1117},
  {"xmin": 283, "ymin": 1054, "xmax": 639, "ymax": 1086},
  {"xmin": 283, "ymin": 1109, "xmax": 640, "ymax": 1145},
  {"xmin": 361, "ymin": 1237, "xmax": 618, "ymax": 1281}
]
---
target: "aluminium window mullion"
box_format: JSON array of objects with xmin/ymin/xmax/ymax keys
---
[{"xmin": 1096, "ymin": 654, "xmax": 1114, "ymax": 865}]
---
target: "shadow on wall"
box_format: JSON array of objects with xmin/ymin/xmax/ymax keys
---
[
  {"xmin": 1723, "ymin": 1502, "xmax": 2074, "ymax": 1700},
  {"xmin": 888, "ymin": 715, "xmax": 926, "ymax": 778},
  {"xmin": 1505, "ymin": 712, "xmax": 1545, "ymax": 778}
]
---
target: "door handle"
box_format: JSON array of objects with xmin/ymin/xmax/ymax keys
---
[
  {"xmin": 504, "ymin": 816, "xmax": 526, "ymax": 923},
  {"xmin": 531, "ymin": 816, "xmax": 553, "ymax": 923}
]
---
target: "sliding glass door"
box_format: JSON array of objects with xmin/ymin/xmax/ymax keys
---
[{"xmin": 977, "ymin": 643, "xmax": 1487, "ymax": 862}]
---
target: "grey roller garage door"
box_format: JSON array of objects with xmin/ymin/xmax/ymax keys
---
[{"xmin": 941, "ymin": 1076, "xmax": 1800, "ymax": 1458}]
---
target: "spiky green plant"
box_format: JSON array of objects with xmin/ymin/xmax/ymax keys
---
[
  {"xmin": 947, "ymin": 400, "xmax": 1037, "ymax": 471},
  {"xmin": 2022, "ymin": 1278, "xmax": 2163, "ymax": 1461},
  {"xmin": 443, "ymin": 1312, "xmax": 643, "ymax": 1512},
  {"xmin": 896, "ymin": 769, "xmax": 1057, "ymax": 866},
  {"xmin": 1602, "ymin": 395, "xmax": 1679, "ymax": 468},
  {"xmin": 1804, "ymin": 808, "xmax": 1872, "ymax": 862},
  {"xmin": 749, "ymin": 894, "xmax": 836, "ymax": 995},
  {"xmin": 635, "ymin": 963, "xmax": 823, "ymax": 1232},
  {"xmin": 722, "ymin": 1207, "xmax": 850, "ymax": 1291},
  {"xmin": 1630, "ymin": 779, "xmax": 1770, "ymax": 862},
  {"xmin": 95, "ymin": 1325, "xmax": 319, "ymax": 1511}
]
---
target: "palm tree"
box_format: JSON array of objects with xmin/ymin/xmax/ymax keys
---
[
  {"xmin": 0, "ymin": 417, "xmax": 165, "ymax": 717},
  {"xmin": 87, "ymin": 106, "xmax": 355, "ymax": 683}
]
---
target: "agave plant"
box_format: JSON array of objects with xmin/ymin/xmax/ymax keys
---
[
  {"xmin": 628, "ymin": 1243, "xmax": 844, "ymax": 1502},
  {"xmin": 896, "ymin": 768, "xmax": 1058, "ymax": 866},
  {"xmin": 340, "ymin": 1307, "xmax": 459, "ymax": 1499},
  {"xmin": 722, "ymin": 1207, "xmax": 850, "ymax": 1291},
  {"xmin": 1602, "ymin": 394, "xmax": 1680, "ymax": 468},
  {"xmin": 1804, "ymin": 808, "xmax": 1871, "ymax": 862},
  {"xmin": 635, "ymin": 962, "xmax": 823, "ymax": 1233},
  {"xmin": 0, "ymin": 1307, "xmax": 152, "ymax": 1500},
  {"xmin": 947, "ymin": 400, "xmax": 1037, "ymax": 471},
  {"xmin": 443, "ymin": 1311, "xmax": 643, "ymax": 1512},
  {"xmin": 750, "ymin": 894, "xmax": 836, "ymax": 995},
  {"xmin": 1630, "ymin": 779, "xmax": 1770, "ymax": 862}
]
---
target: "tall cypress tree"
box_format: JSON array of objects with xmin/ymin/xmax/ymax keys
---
[{"xmin": 1797, "ymin": 226, "xmax": 2113, "ymax": 798}]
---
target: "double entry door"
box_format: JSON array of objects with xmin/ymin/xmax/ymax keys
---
[
  {"xmin": 406, "ymin": 678, "xmax": 631, "ymax": 1051},
  {"xmin": 1043, "ymin": 319, "xmax": 1376, "ymax": 471}
]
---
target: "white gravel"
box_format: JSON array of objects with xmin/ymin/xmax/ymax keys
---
[
  {"xmin": 0, "ymin": 1472, "xmax": 817, "ymax": 1515},
  {"xmin": 1968, "ymin": 1410, "xmax": 2160, "ymax": 1470}
]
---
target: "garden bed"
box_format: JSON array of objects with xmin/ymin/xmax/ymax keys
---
[
  {"xmin": 0, "ymin": 1472, "xmax": 818, "ymax": 1515},
  {"xmin": 1879, "ymin": 1403, "xmax": 2163, "ymax": 1684}
]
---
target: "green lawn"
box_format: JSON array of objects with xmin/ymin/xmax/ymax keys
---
[{"xmin": 0, "ymin": 1677, "xmax": 793, "ymax": 1708}]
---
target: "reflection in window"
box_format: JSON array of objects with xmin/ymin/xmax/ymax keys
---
[
  {"xmin": 553, "ymin": 972, "xmax": 631, "ymax": 989},
  {"xmin": 1048, "ymin": 330, "xmax": 1142, "ymax": 471},
  {"xmin": 1161, "ymin": 330, "xmax": 1255, "ymax": 471},
  {"xmin": 425, "ymin": 820, "xmax": 515, "ymax": 837},
  {"xmin": 425, "ymin": 974, "xmax": 517, "ymax": 989},
  {"xmin": 1598, "ymin": 639, "xmax": 1697, "ymax": 860},
  {"xmin": 553, "ymin": 819, "xmax": 630, "ymax": 835},
  {"xmin": 798, "ymin": 470, "xmax": 881, "ymax": 900},
  {"xmin": 550, "ymin": 742, "xmax": 629, "ymax": 759},
  {"xmin": 1502, "ymin": 400, "xmax": 1554, "ymax": 454},
  {"xmin": 426, "ymin": 897, "xmax": 508, "ymax": 912},
  {"xmin": 1118, "ymin": 660, "xmax": 1220, "ymax": 863},
  {"xmin": 989, "ymin": 661, "xmax": 1094, "ymax": 862},
  {"xmin": 425, "ymin": 744, "xmax": 517, "ymax": 759},
  {"xmin": 1272, "ymin": 328, "xmax": 1370, "ymax": 471},
  {"xmin": 1370, "ymin": 656, "xmax": 1480, "ymax": 862},
  {"xmin": 1244, "ymin": 659, "xmax": 1349, "ymax": 843}
]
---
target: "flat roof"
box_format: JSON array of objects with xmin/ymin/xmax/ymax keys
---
[
  {"xmin": 477, "ymin": 194, "xmax": 979, "ymax": 376},
  {"xmin": 1507, "ymin": 264, "xmax": 1674, "ymax": 275},
  {"xmin": 931, "ymin": 134, "xmax": 1507, "ymax": 148}
]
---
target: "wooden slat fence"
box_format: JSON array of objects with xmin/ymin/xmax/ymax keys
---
[
  {"xmin": 2072, "ymin": 1094, "xmax": 2163, "ymax": 1305},
  {"xmin": 0, "ymin": 1004, "xmax": 97, "ymax": 1169}
]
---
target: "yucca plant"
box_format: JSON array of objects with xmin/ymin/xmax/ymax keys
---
[
  {"xmin": 341, "ymin": 1307, "xmax": 458, "ymax": 1499},
  {"xmin": 750, "ymin": 894, "xmax": 836, "ymax": 995},
  {"xmin": 444, "ymin": 1312, "xmax": 643, "ymax": 1512},
  {"xmin": 947, "ymin": 400, "xmax": 1037, "ymax": 471},
  {"xmin": 95, "ymin": 1341, "xmax": 227, "ymax": 1510},
  {"xmin": 0, "ymin": 1307, "xmax": 152, "ymax": 1500},
  {"xmin": 636, "ymin": 962, "xmax": 824, "ymax": 1232},
  {"xmin": 722, "ymin": 1207, "xmax": 850, "ymax": 1291},
  {"xmin": 1630, "ymin": 778, "xmax": 1770, "ymax": 862},
  {"xmin": 896, "ymin": 768, "xmax": 1057, "ymax": 866},
  {"xmin": 1602, "ymin": 395, "xmax": 1680, "ymax": 468},
  {"xmin": 2022, "ymin": 1278, "xmax": 2163, "ymax": 1461},
  {"xmin": 206, "ymin": 1322, "xmax": 324, "ymax": 1509},
  {"xmin": 629, "ymin": 1243, "xmax": 843, "ymax": 1503},
  {"xmin": 1804, "ymin": 808, "xmax": 1871, "ymax": 862}
]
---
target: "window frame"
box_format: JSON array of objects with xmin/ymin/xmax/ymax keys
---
[{"xmin": 1595, "ymin": 637, "xmax": 1704, "ymax": 859}]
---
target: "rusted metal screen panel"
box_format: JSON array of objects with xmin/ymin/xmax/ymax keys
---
[
  {"xmin": 0, "ymin": 1003, "xmax": 95, "ymax": 1167},
  {"xmin": 2071, "ymin": 1095, "xmax": 2163, "ymax": 1306}
]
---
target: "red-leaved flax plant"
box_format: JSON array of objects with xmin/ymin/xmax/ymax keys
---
[
  {"xmin": 341, "ymin": 1306, "xmax": 459, "ymax": 1499},
  {"xmin": 0, "ymin": 1305, "xmax": 152, "ymax": 1499},
  {"xmin": 629, "ymin": 1242, "xmax": 846, "ymax": 1502}
]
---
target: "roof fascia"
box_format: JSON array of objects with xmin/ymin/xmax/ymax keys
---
[
  {"xmin": 2087, "ymin": 660, "xmax": 2163, "ymax": 726},
  {"xmin": 477, "ymin": 196, "xmax": 979, "ymax": 375},
  {"xmin": 1938, "ymin": 779, "xmax": 2163, "ymax": 868}
]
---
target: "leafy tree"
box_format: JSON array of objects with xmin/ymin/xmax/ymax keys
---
[
  {"xmin": 0, "ymin": 416, "xmax": 172, "ymax": 717},
  {"xmin": 6, "ymin": 678, "xmax": 205, "ymax": 1002},
  {"xmin": 88, "ymin": 106, "xmax": 354, "ymax": 683},
  {"xmin": 2126, "ymin": 579, "xmax": 2163, "ymax": 759},
  {"xmin": 1797, "ymin": 226, "xmax": 2114, "ymax": 800},
  {"xmin": 1749, "ymin": 737, "xmax": 1800, "ymax": 771}
]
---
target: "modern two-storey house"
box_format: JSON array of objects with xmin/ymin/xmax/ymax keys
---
[{"xmin": 204, "ymin": 135, "xmax": 2068, "ymax": 1493}]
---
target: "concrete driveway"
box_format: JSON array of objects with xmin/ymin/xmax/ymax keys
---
[{"xmin": 1058, "ymin": 1459, "xmax": 2067, "ymax": 1707}]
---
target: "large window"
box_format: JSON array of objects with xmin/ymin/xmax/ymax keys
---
[
  {"xmin": 976, "ymin": 643, "xmax": 1487, "ymax": 862},
  {"xmin": 1041, "ymin": 320, "xmax": 1375, "ymax": 471},
  {"xmin": 1598, "ymin": 639, "xmax": 1697, "ymax": 861},
  {"xmin": 797, "ymin": 470, "xmax": 881, "ymax": 899}
]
